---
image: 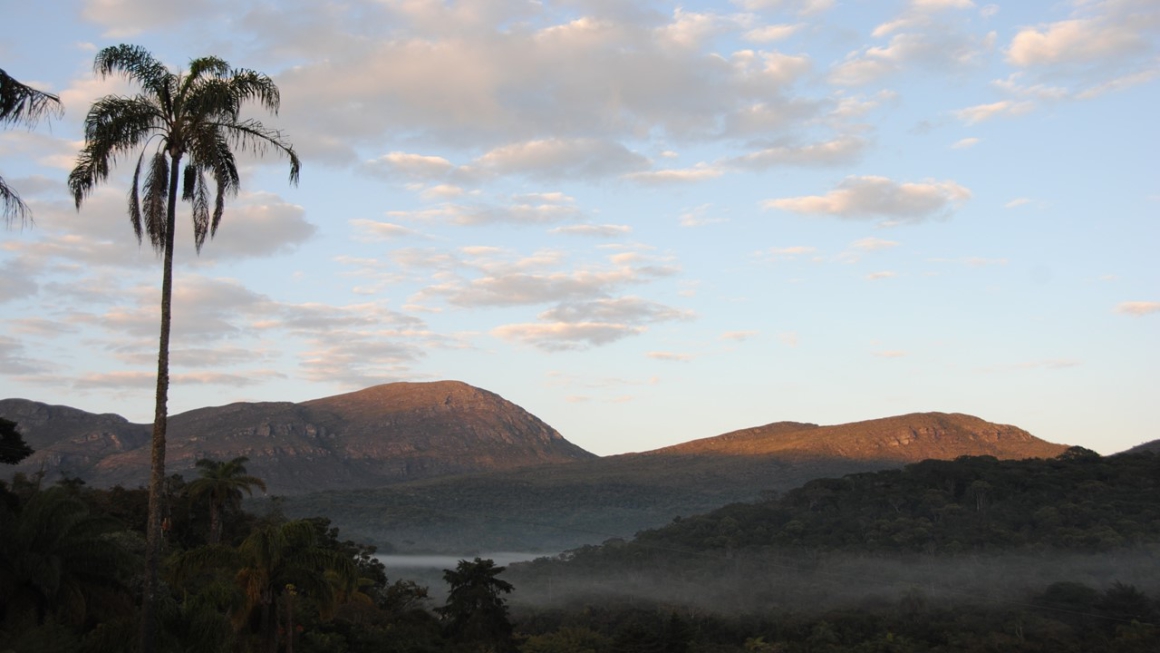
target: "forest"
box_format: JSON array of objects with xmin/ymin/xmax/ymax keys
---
[{"xmin": 4, "ymin": 412, "xmax": 1160, "ymax": 652}]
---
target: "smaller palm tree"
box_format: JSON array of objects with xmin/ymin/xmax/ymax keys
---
[
  {"xmin": 186, "ymin": 457, "xmax": 267, "ymax": 545},
  {"xmin": 0, "ymin": 487, "xmax": 135, "ymax": 631},
  {"xmin": 1, "ymin": 68, "xmax": 62, "ymax": 226},
  {"xmin": 171, "ymin": 519, "xmax": 359, "ymax": 653}
]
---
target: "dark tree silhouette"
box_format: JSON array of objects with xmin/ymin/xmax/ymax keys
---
[
  {"xmin": 67, "ymin": 44, "xmax": 299, "ymax": 653},
  {"xmin": 0, "ymin": 418, "xmax": 33, "ymax": 465},
  {"xmin": 438, "ymin": 557, "xmax": 517, "ymax": 653},
  {"xmin": 186, "ymin": 456, "xmax": 266, "ymax": 544},
  {"xmin": 0, "ymin": 68, "xmax": 62, "ymax": 226}
]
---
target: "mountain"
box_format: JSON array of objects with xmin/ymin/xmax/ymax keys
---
[
  {"xmin": 0, "ymin": 381, "xmax": 594, "ymax": 494},
  {"xmin": 1120, "ymin": 439, "xmax": 1160, "ymax": 455},
  {"xmin": 278, "ymin": 412, "xmax": 1069, "ymax": 553},
  {"xmin": 651, "ymin": 412, "xmax": 1066, "ymax": 461}
]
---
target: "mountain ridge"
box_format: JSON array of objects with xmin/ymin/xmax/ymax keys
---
[{"xmin": 0, "ymin": 380, "xmax": 594, "ymax": 494}]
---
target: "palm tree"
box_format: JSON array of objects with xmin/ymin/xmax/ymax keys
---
[
  {"xmin": 0, "ymin": 487, "xmax": 136, "ymax": 633},
  {"xmin": 1, "ymin": 68, "xmax": 62, "ymax": 226},
  {"xmin": 438, "ymin": 558, "xmax": 516, "ymax": 653},
  {"xmin": 67, "ymin": 44, "xmax": 300, "ymax": 653},
  {"xmin": 171, "ymin": 519, "xmax": 359, "ymax": 653},
  {"xmin": 186, "ymin": 456, "xmax": 267, "ymax": 545}
]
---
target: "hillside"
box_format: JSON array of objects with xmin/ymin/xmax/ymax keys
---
[
  {"xmin": 0, "ymin": 381, "xmax": 594, "ymax": 494},
  {"xmin": 280, "ymin": 412, "xmax": 1069, "ymax": 553}
]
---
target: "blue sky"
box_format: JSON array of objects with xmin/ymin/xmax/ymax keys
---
[{"xmin": 1, "ymin": 0, "xmax": 1156, "ymax": 456}]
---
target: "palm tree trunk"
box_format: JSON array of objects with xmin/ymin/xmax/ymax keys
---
[
  {"xmin": 209, "ymin": 501, "xmax": 221, "ymax": 545},
  {"xmin": 140, "ymin": 152, "xmax": 182, "ymax": 653}
]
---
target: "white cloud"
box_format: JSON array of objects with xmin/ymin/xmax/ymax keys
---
[
  {"xmin": 873, "ymin": 349, "xmax": 907, "ymax": 358},
  {"xmin": 476, "ymin": 138, "xmax": 649, "ymax": 179},
  {"xmin": 492, "ymin": 322, "xmax": 646, "ymax": 351},
  {"xmin": 350, "ymin": 220, "xmax": 424, "ymax": 241},
  {"xmin": 950, "ymin": 100, "xmax": 1036, "ymax": 124},
  {"xmin": 866, "ymin": 271, "xmax": 898, "ymax": 280},
  {"xmin": 626, "ymin": 163, "xmax": 724, "ymax": 185},
  {"xmin": 1004, "ymin": 198, "xmax": 1032, "ymax": 209},
  {"xmin": 679, "ymin": 204, "xmax": 728, "ymax": 227},
  {"xmin": 550, "ymin": 224, "xmax": 632, "ymax": 238},
  {"xmin": 726, "ymin": 136, "xmax": 866, "ymax": 170},
  {"xmin": 646, "ymin": 351, "xmax": 693, "ymax": 361},
  {"xmin": 850, "ymin": 237, "xmax": 900, "ymax": 251},
  {"xmin": 765, "ymin": 176, "xmax": 971, "ymax": 222},
  {"xmin": 721, "ymin": 330, "xmax": 759, "ymax": 341},
  {"xmin": 951, "ymin": 137, "xmax": 981, "ymax": 149},
  {"xmin": 364, "ymin": 152, "xmax": 456, "ymax": 181},
  {"xmin": 768, "ymin": 245, "xmax": 818, "ymax": 258},
  {"xmin": 743, "ymin": 23, "xmax": 804, "ymax": 43},
  {"xmin": 1115, "ymin": 301, "xmax": 1160, "ymax": 316},
  {"xmin": 1007, "ymin": 18, "xmax": 1148, "ymax": 68}
]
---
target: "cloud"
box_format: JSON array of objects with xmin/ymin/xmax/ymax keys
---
[
  {"xmin": 778, "ymin": 331, "xmax": 799, "ymax": 347},
  {"xmin": 82, "ymin": 0, "xmax": 225, "ymax": 38},
  {"xmin": 491, "ymin": 322, "xmax": 645, "ymax": 351},
  {"xmin": 850, "ymin": 237, "xmax": 900, "ymax": 251},
  {"xmin": 626, "ymin": 163, "xmax": 724, "ymax": 185},
  {"xmin": 830, "ymin": 22, "xmax": 994, "ymax": 86},
  {"xmin": 866, "ymin": 271, "xmax": 898, "ymax": 280},
  {"xmin": 1004, "ymin": 198, "xmax": 1031, "ymax": 209},
  {"xmin": 413, "ymin": 248, "xmax": 679, "ymax": 309},
  {"xmin": 764, "ymin": 175, "xmax": 971, "ymax": 222},
  {"xmin": 951, "ymin": 137, "xmax": 980, "ymax": 149},
  {"xmin": 743, "ymin": 23, "xmax": 804, "ymax": 43},
  {"xmin": 1007, "ymin": 17, "xmax": 1150, "ymax": 68},
  {"xmin": 1115, "ymin": 301, "xmax": 1160, "ymax": 317},
  {"xmin": 0, "ymin": 337, "xmax": 58, "ymax": 376},
  {"xmin": 721, "ymin": 330, "xmax": 759, "ymax": 341},
  {"xmin": 646, "ymin": 351, "xmax": 693, "ymax": 361},
  {"xmin": 364, "ymin": 152, "xmax": 456, "ymax": 181},
  {"xmin": 951, "ymin": 100, "xmax": 1036, "ymax": 124},
  {"xmin": 550, "ymin": 224, "xmax": 632, "ymax": 238},
  {"xmin": 350, "ymin": 220, "xmax": 424, "ymax": 241},
  {"xmin": 873, "ymin": 349, "xmax": 907, "ymax": 358},
  {"xmin": 725, "ymin": 136, "xmax": 866, "ymax": 170},
  {"xmin": 539, "ymin": 297, "xmax": 694, "ymax": 325},
  {"xmin": 190, "ymin": 193, "xmax": 317, "ymax": 262},
  {"xmin": 476, "ymin": 138, "xmax": 649, "ymax": 179},
  {"xmin": 679, "ymin": 204, "xmax": 728, "ymax": 227}
]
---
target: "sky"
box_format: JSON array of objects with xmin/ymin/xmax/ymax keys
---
[{"xmin": 0, "ymin": 0, "xmax": 1156, "ymax": 457}]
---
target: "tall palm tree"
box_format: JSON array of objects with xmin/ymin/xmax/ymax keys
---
[
  {"xmin": 186, "ymin": 456, "xmax": 267, "ymax": 545},
  {"xmin": 67, "ymin": 44, "xmax": 300, "ymax": 653},
  {"xmin": 1, "ymin": 68, "xmax": 62, "ymax": 226}
]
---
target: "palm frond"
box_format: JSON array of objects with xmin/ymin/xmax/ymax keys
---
[
  {"xmin": 218, "ymin": 118, "xmax": 301, "ymax": 185},
  {"xmin": 128, "ymin": 150, "xmax": 146, "ymax": 242},
  {"xmin": 93, "ymin": 44, "xmax": 172, "ymax": 102},
  {"xmin": 0, "ymin": 67, "xmax": 62, "ymax": 127},
  {"xmin": 1, "ymin": 175, "xmax": 31, "ymax": 226},
  {"xmin": 142, "ymin": 151, "xmax": 170, "ymax": 252},
  {"xmin": 227, "ymin": 69, "xmax": 281, "ymax": 114},
  {"xmin": 69, "ymin": 97, "xmax": 161, "ymax": 208}
]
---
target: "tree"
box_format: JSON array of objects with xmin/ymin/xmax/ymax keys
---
[
  {"xmin": 1, "ymin": 68, "xmax": 62, "ymax": 226},
  {"xmin": 171, "ymin": 519, "xmax": 359, "ymax": 653},
  {"xmin": 438, "ymin": 558, "xmax": 517, "ymax": 653},
  {"xmin": 186, "ymin": 456, "xmax": 267, "ymax": 545},
  {"xmin": 67, "ymin": 44, "xmax": 300, "ymax": 652},
  {"xmin": 0, "ymin": 417, "xmax": 33, "ymax": 465},
  {"xmin": 0, "ymin": 487, "xmax": 135, "ymax": 635}
]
